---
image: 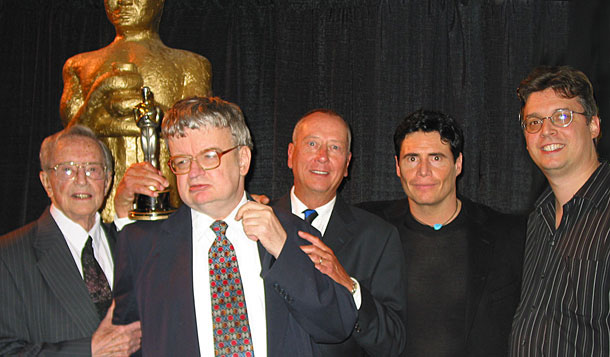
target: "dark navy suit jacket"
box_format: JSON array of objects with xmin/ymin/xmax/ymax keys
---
[
  {"xmin": 275, "ymin": 194, "xmax": 408, "ymax": 356},
  {"xmin": 112, "ymin": 203, "xmax": 357, "ymax": 357}
]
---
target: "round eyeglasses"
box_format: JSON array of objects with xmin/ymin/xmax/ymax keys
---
[
  {"xmin": 521, "ymin": 109, "xmax": 587, "ymax": 134},
  {"xmin": 168, "ymin": 146, "xmax": 238, "ymax": 175},
  {"xmin": 49, "ymin": 162, "xmax": 107, "ymax": 180}
]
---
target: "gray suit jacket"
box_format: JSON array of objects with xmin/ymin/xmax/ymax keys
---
[
  {"xmin": 0, "ymin": 207, "xmax": 116, "ymax": 356},
  {"xmin": 274, "ymin": 195, "xmax": 408, "ymax": 356}
]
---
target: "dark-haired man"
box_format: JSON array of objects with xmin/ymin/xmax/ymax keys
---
[
  {"xmin": 0, "ymin": 125, "xmax": 141, "ymax": 356},
  {"xmin": 360, "ymin": 109, "xmax": 525, "ymax": 356},
  {"xmin": 510, "ymin": 66, "xmax": 609, "ymax": 356}
]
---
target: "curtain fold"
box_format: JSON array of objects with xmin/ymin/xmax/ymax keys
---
[{"xmin": 0, "ymin": 0, "xmax": 606, "ymax": 235}]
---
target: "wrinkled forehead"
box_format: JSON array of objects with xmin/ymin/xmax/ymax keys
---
[{"xmin": 53, "ymin": 136, "xmax": 103, "ymax": 162}]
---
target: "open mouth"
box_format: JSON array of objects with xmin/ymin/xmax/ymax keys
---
[
  {"xmin": 541, "ymin": 143, "xmax": 565, "ymax": 152},
  {"xmin": 72, "ymin": 193, "xmax": 92, "ymax": 199}
]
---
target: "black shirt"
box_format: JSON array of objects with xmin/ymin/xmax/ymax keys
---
[
  {"xmin": 404, "ymin": 210, "xmax": 469, "ymax": 356},
  {"xmin": 510, "ymin": 161, "xmax": 610, "ymax": 356}
]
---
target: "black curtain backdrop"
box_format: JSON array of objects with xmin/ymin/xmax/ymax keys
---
[{"xmin": 1, "ymin": 0, "xmax": 608, "ymax": 235}]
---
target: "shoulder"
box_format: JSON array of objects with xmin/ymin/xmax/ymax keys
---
[
  {"xmin": 342, "ymin": 202, "xmax": 396, "ymax": 230},
  {"xmin": 0, "ymin": 220, "xmax": 38, "ymax": 252},
  {"xmin": 356, "ymin": 198, "xmax": 409, "ymax": 223},
  {"xmin": 173, "ymin": 49, "xmax": 212, "ymax": 71},
  {"xmin": 462, "ymin": 198, "xmax": 526, "ymax": 229}
]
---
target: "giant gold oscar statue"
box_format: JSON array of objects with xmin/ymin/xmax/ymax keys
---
[{"xmin": 60, "ymin": 0, "xmax": 211, "ymax": 222}]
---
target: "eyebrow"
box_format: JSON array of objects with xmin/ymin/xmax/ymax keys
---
[
  {"xmin": 402, "ymin": 152, "xmax": 447, "ymax": 159},
  {"xmin": 525, "ymin": 108, "xmax": 571, "ymax": 118}
]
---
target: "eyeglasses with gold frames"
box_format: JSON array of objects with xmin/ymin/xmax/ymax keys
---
[{"xmin": 168, "ymin": 146, "xmax": 238, "ymax": 175}]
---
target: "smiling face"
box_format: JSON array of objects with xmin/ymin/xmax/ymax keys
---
[
  {"xmin": 168, "ymin": 127, "xmax": 251, "ymax": 219},
  {"xmin": 39, "ymin": 137, "xmax": 112, "ymax": 231},
  {"xmin": 287, "ymin": 112, "xmax": 352, "ymax": 207},
  {"xmin": 523, "ymin": 87, "xmax": 600, "ymax": 180},
  {"xmin": 395, "ymin": 131, "xmax": 462, "ymax": 210}
]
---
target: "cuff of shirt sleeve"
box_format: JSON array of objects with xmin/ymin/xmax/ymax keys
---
[
  {"xmin": 350, "ymin": 277, "xmax": 362, "ymax": 310},
  {"xmin": 113, "ymin": 215, "xmax": 135, "ymax": 231}
]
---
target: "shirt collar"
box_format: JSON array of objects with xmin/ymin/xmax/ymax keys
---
[
  {"xmin": 535, "ymin": 160, "xmax": 609, "ymax": 210},
  {"xmin": 50, "ymin": 204, "xmax": 102, "ymax": 247},
  {"xmin": 290, "ymin": 186, "xmax": 336, "ymax": 217},
  {"xmin": 191, "ymin": 192, "xmax": 249, "ymax": 235}
]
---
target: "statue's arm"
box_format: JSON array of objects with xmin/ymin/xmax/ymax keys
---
[
  {"xmin": 59, "ymin": 58, "xmax": 85, "ymax": 127},
  {"xmin": 60, "ymin": 58, "xmax": 143, "ymax": 137}
]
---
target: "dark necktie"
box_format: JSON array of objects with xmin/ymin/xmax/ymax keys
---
[
  {"xmin": 209, "ymin": 220, "xmax": 254, "ymax": 357},
  {"xmin": 81, "ymin": 236, "xmax": 112, "ymax": 320},
  {"xmin": 303, "ymin": 209, "xmax": 318, "ymax": 224}
]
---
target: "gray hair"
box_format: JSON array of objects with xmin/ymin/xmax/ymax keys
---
[
  {"xmin": 162, "ymin": 96, "xmax": 254, "ymax": 150},
  {"xmin": 40, "ymin": 124, "xmax": 114, "ymax": 173},
  {"xmin": 293, "ymin": 109, "xmax": 352, "ymax": 150}
]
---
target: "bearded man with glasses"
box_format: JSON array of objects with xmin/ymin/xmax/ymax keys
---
[
  {"xmin": 510, "ymin": 66, "xmax": 609, "ymax": 356},
  {"xmin": 0, "ymin": 125, "xmax": 141, "ymax": 355}
]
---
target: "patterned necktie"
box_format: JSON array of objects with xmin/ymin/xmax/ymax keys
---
[
  {"xmin": 209, "ymin": 220, "xmax": 254, "ymax": 357},
  {"xmin": 303, "ymin": 209, "xmax": 318, "ymax": 224},
  {"xmin": 81, "ymin": 236, "xmax": 112, "ymax": 320}
]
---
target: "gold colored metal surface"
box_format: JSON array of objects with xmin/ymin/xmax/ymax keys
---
[{"xmin": 59, "ymin": 0, "xmax": 212, "ymax": 222}]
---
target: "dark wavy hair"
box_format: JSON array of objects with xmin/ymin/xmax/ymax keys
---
[{"xmin": 393, "ymin": 109, "xmax": 464, "ymax": 162}]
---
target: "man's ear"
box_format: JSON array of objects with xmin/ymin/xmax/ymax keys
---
[
  {"xmin": 104, "ymin": 171, "xmax": 113, "ymax": 196},
  {"xmin": 455, "ymin": 153, "xmax": 463, "ymax": 176},
  {"xmin": 395, "ymin": 156, "xmax": 401, "ymax": 178},
  {"xmin": 238, "ymin": 146, "xmax": 252, "ymax": 176},
  {"xmin": 39, "ymin": 171, "xmax": 53, "ymax": 199},
  {"xmin": 589, "ymin": 115, "xmax": 601, "ymax": 140},
  {"xmin": 287, "ymin": 143, "xmax": 295, "ymax": 169},
  {"xmin": 343, "ymin": 152, "xmax": 352, "ymax": 177}
]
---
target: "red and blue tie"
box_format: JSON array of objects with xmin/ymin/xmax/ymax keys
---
[{"xmin": 209, "ymin": 220, "xmax": 254, "ymax": 357}]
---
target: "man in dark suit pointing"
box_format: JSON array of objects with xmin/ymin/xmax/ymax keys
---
[
  {"xmin": 0, "ymin": 125, "xmax": 141, "ymax": 356},
  {"xmin": 274, "ymin": 109, "xmax": 407, "ymax": 356}
]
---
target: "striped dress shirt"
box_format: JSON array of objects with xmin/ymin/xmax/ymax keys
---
[{"xmin": 510, "ymin": 161, "xmax": 610, "ymax": 356}]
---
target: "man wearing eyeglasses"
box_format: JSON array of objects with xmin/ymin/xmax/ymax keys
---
[
  {"xmin": 0, "ymin": 125, "xmax": 141, "ymax": 355},
  {"xmin": 510, "ymin": 66, "xmax": 609, "ymax": 356},
  {"xmin": 111, "ymin": 97, "xmax": 357, "ymax": 356}
]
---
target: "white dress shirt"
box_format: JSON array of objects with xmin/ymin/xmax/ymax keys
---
[
  {"xmin": 192, "ymin": 193, "xmax": 267, "ymax": 357},
  {"xmin": 50, "ymin": 204, "xmax": 114, "ymax": 288},
  {"xmin": 289, "ymin": 187, "xmax": 362, "ymax": 309}
]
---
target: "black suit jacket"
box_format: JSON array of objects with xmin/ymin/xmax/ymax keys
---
[
  {"xmin": 0, "ymin": 207, "xmax": 116, "ymax": 356},
  {"xmin": 359, "ymin": 198, "xmax": 525, "ymax": 357},
  {"xmin": 112, "ymin": 203, "xmax": 357, "ymax": 357},
  {"xmin": 274, "ymin": 194, "xmax": 408, "ymax": 356}
]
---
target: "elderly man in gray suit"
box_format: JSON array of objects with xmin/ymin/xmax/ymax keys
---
[{"xmin": 0, "ymin": 125, "xmax": 141, "ymax": 356}]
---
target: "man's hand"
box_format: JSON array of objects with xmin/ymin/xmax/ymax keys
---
[
  {"xmin": 299, "ymin": 231, "xmax": 352, "ymax": 291},
  {"xmin": 250, "ymin": 194, "xmax": 270, "ymax": 204},
  {"xmin": 91, "ymin": 302, "xmax": 141, "ymax": 357},
  {"xmin": 235, "ymin": 201, "xmax": 286, "ymax": 258},
  {"xmin": 114, "ymin": 162, "xmax": 169, "ymax": 218}
]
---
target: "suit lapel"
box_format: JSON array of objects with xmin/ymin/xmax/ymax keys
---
[
  {"xmin": 33, "ymin": 209, "xmax": 100, "ymax": 333},
  {"xmin": 463, "ymin": 204, "xmax": 493, "ymax": 342},
  {"xmin": 322, "ymin": 197, "xmax": 355, "ymax": 254},
  {"xmin": 155, "ymin": 205, "xmax": 200, "ymax": 353}
]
